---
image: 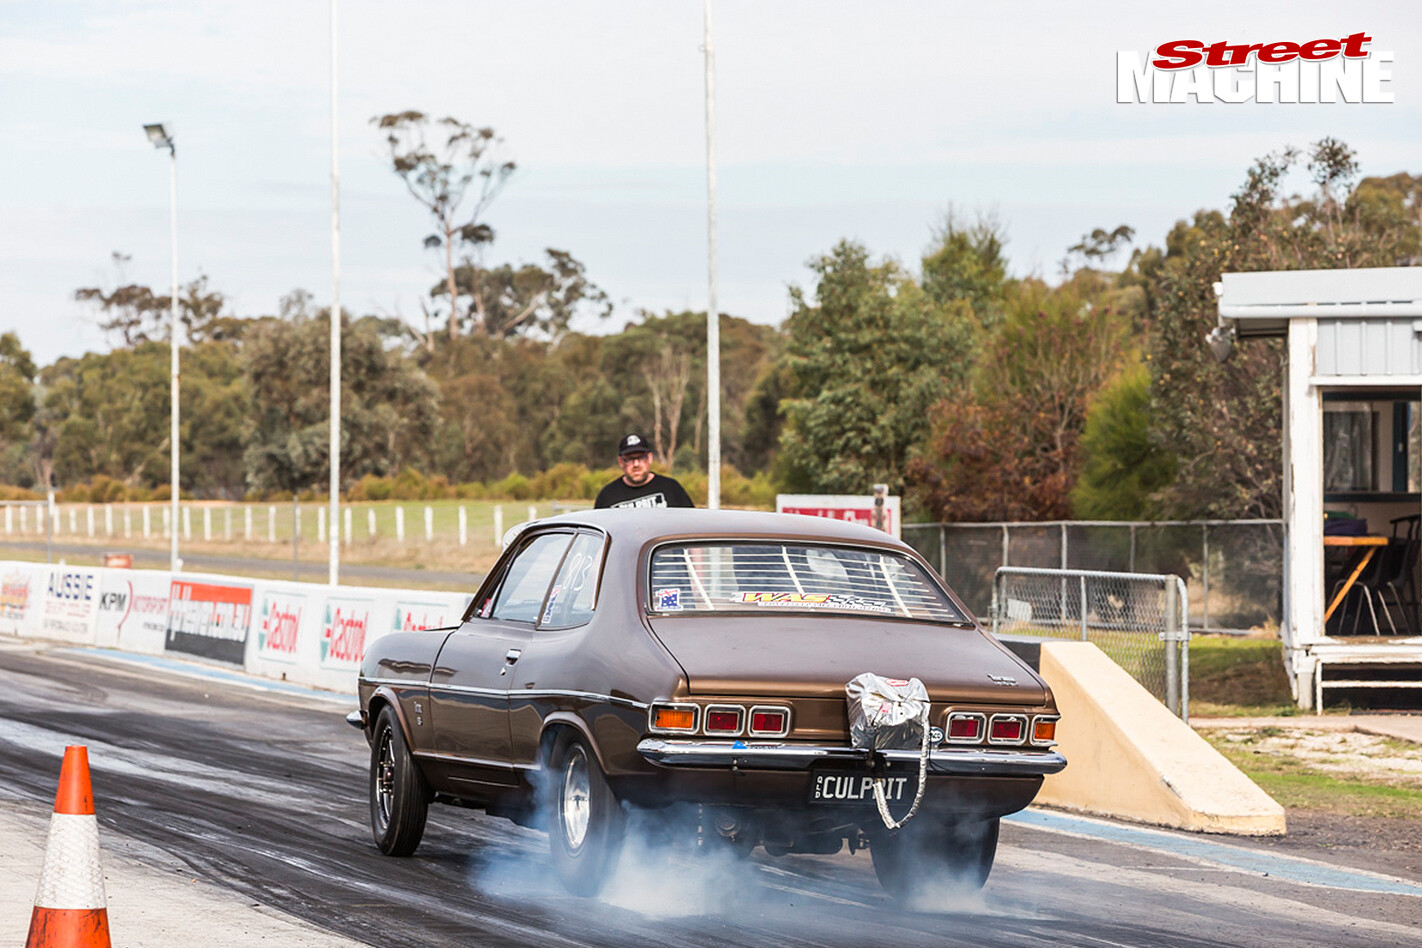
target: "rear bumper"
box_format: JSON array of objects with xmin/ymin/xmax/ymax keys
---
[{"xmin": 636, "ymin": 739, "xmax": 1066, "ymax": 777}]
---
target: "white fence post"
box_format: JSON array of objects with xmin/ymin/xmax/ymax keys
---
[
  {"xmin": 424, "ymin": 506, "xmax": 433, "ymax": 542},
  {"xmin": 396, "ymin": 507, "xmax": 405, "ymax": 543},
  {"xmin": 268, "ymin": 505, "xmax": 276, "ymax": 543},
  {"xmin": 318, "ymin": 506, "xmax": 327, "ymax": 543},
  {"xmin": 245, "ymin": 506, "xmax": 253, "ymax": 541},
  {"xmin": 367, "ymin": 508, "xmax": 376, "ymax": 538},
  {"xmin": 527, "ymin": 504, "xmax": 537, "ymax": 524},
  {"xmin": 458, "ymin": 506, "xmax": 467, "ymax": 546},
  {"xmin": 69, "ymin": 506, "xmax": 77, "ymax": 534},
  {"xmin": 123, "ymin": 506, "xmax": 131, "ymax": 538},
  {"xmin": 182, "ymin": 505, "xmax": 191, "ymax": 540},
  {"xmin": 493, "ymin": 505, "xmax": 503, "ymax": 544},
  {"xmin": 203, "ymin": 506, "xmax": 212, "ymax": 541},
  {"xmin": 104, "ymin": 505, "xmax": 113, "ymax": 537},
  {"xmin": 161, "ymin": 505, "xmax": 170, "ymax": 538},
  {"xmin": 4, "ymin": 506, "xmax": 10, "ymax": 534},
  {"xmin": 344, "ymin": 506, "xmax": 352, "ymax": 546},
  {"xmin": 143, "ymin": 506, "xmax": 151, "ymax": 538},
  {"xmin": 224, "ymin": 507, "xmax": 232, "ymax": 541}
]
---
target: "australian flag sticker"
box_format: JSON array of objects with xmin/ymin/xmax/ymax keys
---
[{"xmin": 655, "ymin": 587, "xmax": 682, "ymax": 611}]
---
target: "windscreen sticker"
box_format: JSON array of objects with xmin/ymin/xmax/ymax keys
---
[
  {"xmin": 735, "ymin": 591, "xmax": 893, "ymax": 613},
  {"xmin": 655, "ymin": 587, "xmax": 683, "ymax": 611},
  {"xmin": 541, "ymin": 585, "xmax": 562, "ymax": 624}
]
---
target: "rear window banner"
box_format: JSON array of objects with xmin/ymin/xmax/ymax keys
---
[
  {"xmin": 322, "ymin": 597, "xmax": 374, "ymax": 670},
  {"xmin": 41, "ymin": 568, "xmax": 101, "ymax": 641},
  {"xmin": 166, "ymin": 580, "xmax": 253, "ymax": 665},
  {"xmin": 258, "ymin": 592, "xmax": 306, "ymax": 663},
  {"xmin": 735, "ymin": 591, "xmax": 893, "ymax": 613}
]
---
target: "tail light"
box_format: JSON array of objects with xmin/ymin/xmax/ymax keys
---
[
  {"xmin": 747, "ymin": 706, "xmax": 790, "ymax": 737},
  {"xmin": 988, "ymin": 714, "xmax": 1028, "ymax": 745},
  {"xmin": 945, "ymin": 711, "xmax": 986, "ymax": 744},
  {"xmin": 649, "ymin": 703, "xmax": 698, "ymax": 733},
  {"xmin": 703, "ymin": 705, "xmax": 744, "ymax": 735},
  {"xmin": 1031, "ymin": 715, "xmax": 1059, "ymax": 746}
]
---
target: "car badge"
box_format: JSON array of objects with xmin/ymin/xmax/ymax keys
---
[
  {"xmin": 988, "ymin": 674, "xmax": 1017, "ymax": 687},
  {"xmin": 929, "ymin": 726, "xmax": 945, "ymax": 745}
]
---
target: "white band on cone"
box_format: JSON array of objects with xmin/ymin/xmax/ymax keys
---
[{"xmin": 33, "ymin": 813, "xmax": 107, "ymax": 910}]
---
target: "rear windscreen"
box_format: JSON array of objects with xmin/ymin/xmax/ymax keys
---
[{"xmin": 647, "ymin": 542, "xmax": 966, "ymax": 621}]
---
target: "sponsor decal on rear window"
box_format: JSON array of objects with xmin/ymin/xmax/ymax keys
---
[
  {"xmin": 541, "ymin": 585, "xmax": 562, "ymax": 624},
  {"xmin": 655, "ymin": 587, "xmax": 682, "ymax": 611},
  {"xmin": 735, "ymin": 591, "xmax": 893, "ymax": 613}
]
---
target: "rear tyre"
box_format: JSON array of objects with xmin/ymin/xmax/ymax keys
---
[
  {"xmin": 546, "ymin": 733, "xmax": 625, "ymax": 896},
  {"xmin": 370, "ymin": 706, "xmax": 430, "ymax": 856},
  {"xmin": 870, "ymin": 816, "xmax": 999, "ymax": 900}
]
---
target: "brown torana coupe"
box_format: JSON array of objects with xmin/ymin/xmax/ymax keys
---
[{"xmin": 350, "ymin": 508, "xmax": 1065, "ymax": 898}]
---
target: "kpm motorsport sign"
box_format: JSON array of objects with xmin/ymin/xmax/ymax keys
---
[{"xmin": 1118, "ymin": 31, "xmax": 1394, "ymax": 103}]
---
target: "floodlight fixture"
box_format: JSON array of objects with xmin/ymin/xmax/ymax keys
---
[{"xmin": 144, "ymin": 123, "xmax": 174, "ymax": 153}]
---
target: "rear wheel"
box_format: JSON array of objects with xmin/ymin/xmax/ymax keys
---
[
  {"xmin": 370, "ymin": 706, "xmax": 429, "ymax": 856},
  {"xmin": 870, "ymin": 817, "xmax": 999, "ymax": 899},
  {"xmin": 546, "ymin": 733, "xmax": 625, "ymax": 896}
]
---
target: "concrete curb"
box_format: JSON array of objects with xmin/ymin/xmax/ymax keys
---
[
  {"xmin": 1191, "ymin": 714, "xmax": 1422, "ymax": 746},
  {"xmin": 1034, "ymin": 641, "xmax": 1287, "ymax": 836}
]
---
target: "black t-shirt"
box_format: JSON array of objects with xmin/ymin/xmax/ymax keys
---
[{"xmin": 594, "ymin": 473, "xmax": 695, "ymax": 509}]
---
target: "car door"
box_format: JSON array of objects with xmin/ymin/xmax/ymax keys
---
[
  {"xmin": 507, "ymin": 529, "xmax": 608, "ymax": 768},
  {"xmin": 429, "ymin": 530, "xmax": 574, "ymax": 790}
]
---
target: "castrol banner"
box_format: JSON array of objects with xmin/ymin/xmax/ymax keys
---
[
  {"xmin": 321, "ymin": 596, "xmax": 375, "ymax": 671},
  {"xmin": 257, "ymin": 590, "xmax": 306, "ymax": 664}
]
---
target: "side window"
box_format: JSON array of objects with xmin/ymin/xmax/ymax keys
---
[
  {"xmin": 489, "ymin": 533, "xmax": 573, "ymax": 623},
  {"xmin": 540, "ymin": 531, "xmax": 606, "ymax": 630}
]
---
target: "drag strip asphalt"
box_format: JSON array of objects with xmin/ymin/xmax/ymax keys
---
[{"xmin": 1, "ymin": 640, "xmax": 1418, "ymax": 948}]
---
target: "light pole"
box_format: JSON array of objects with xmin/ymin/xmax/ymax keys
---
[
  {"xmin": 329, "ymin": 0, "xmax": 342, "ymax": 585},
  {"xmin": 144, "ymin": 123, "xmax": 181, "ymax": 572},
  {"xmin": 702, "ymin": 0, "xmax": 722, "ymax": 509}
]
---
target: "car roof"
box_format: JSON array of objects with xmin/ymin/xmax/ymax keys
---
[{"xmin": 538, "ymin": 507, "xmax": 910, "ymax": 551}]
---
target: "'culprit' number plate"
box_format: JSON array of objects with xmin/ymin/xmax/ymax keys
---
[{"xmin": 809, "ymin": 771, "xmax": 908, "ymax": 805}]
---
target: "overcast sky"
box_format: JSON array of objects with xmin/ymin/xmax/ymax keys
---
[{"xmin": 3, "ymin": 1, "xmax": 1420, "ymax": 365}]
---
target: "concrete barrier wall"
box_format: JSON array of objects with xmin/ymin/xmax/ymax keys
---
[
  {"xmin": 0, "ymin": 560, "xmax": 471, "ymax": 695},
  {"xmin": 1035, "ymin": 640, "xmax": 1286, "ymax": 835}
]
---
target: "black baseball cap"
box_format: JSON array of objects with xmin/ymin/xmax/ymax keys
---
[{"xmin": 618, "ymin": 433, "xmax": 652, "ymax": 458}]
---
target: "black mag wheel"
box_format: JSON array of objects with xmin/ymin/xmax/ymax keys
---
[
  {"xmin": 870, "ymin": 816, "xmax": 1000, "ymax": 900},
  {"xmin": 546, "ymin": 732, "xmax": 625, "ymax": 896},
  {"xmin": 369, "ymin": 705, "xmax": 430, "ymax": 857}
]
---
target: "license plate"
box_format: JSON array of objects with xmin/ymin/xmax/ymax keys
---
[{"xmin": 809, "ymin": 770, "xmax": 910, "ymax": 805}]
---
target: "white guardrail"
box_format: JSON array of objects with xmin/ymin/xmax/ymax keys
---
[{"xmin": 0, "ymin": 560, "xmax": 471, "ymax": 695}]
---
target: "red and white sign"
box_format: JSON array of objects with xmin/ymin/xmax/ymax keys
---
[
  {"xmin": 258, "ymin": 591, "xmax": 306, "ymax": 663},
  {"xmin": 776, "ymin": 494, "xmax": 901, "ymax": 539},
  {"xmin": 322, "ymin": 597, "xmax": 374, "ymax": 670},
  {"xmin": 167, "ymin": 580, "xmax": 253, "ymax": 665}
]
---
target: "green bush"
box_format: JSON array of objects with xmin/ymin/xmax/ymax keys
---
[
  {"xmin": 492, "ymin": 472, "xmax": 532, "ymax": 500},
  {"xmin": 530, "ymin": 462, "xmax": 593, "ymax": 499}
]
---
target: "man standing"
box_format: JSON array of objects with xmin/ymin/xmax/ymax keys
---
[{"xmin": 594, "ymin": 433, "xmax": 694, "ymax": 509}]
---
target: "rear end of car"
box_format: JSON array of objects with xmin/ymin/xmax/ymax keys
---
[{"xmin": 629, "ymin": 535, "xmax": 1064, "ymax": 886}]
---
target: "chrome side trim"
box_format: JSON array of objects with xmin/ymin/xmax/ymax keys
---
[
  {"xmin": 360, "ymin": 678, "xmax": 648, "ymax": 711},
  {"xmin": 636, "ymin": 739, "xmax": 1067, "ymax": 777}
]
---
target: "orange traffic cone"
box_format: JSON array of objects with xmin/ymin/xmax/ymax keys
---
[{"xmin": 25, "ymin": 746, "xmax": 112, "ymax": 948}]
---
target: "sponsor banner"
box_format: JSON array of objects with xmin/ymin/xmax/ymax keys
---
[
  {"xmin": 322, "ymin": 596, "xmax": 374, "ymax": 670},
  {"xmin": 166, "ymin": 579, "xmax": 253, "ymax": 665},
  {"xmin": 1, "ymin": 568, "xmax": 33, "ymax": 623},
  {"xmin": 257, "ymin": 591, "xmax": 306, "ymax": 663},
  {"xmin": 96, "ymin": 570, "xmax": 172, "ymax": 653},
  {"xmin": 39, "ymin": 568, "xmax": 101, "ymax": 641},
  {"xmin": 391, "ymin": 599, "xmax": 459, "ymax": 635}
]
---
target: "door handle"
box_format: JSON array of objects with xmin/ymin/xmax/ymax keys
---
[{"xmin": 500, "ymin": 648, "xmax": 522, "ymax": 676}]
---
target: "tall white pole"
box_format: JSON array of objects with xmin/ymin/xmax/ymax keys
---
[
  {"xmin": 703, "ymin": 0, "xmax": 722, "ymax": 510},
  {"xmin": 328, "ymin": 0, "xmax": 342, "ymax": 585},
  {"xmin": 169, "ymin": 145, "xmax": 181, "ymax": 572}
]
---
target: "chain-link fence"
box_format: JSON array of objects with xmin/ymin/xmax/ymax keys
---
[
  {"xmin": 904, "ymin": 520, "xmax": 1283, "ymax": 636},
  {"xmin": 991, "ymin": 566, "xmax": 1190, "ymax": 720}
]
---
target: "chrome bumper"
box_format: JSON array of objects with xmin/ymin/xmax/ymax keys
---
[{"xmin": 636, "ymin": 739, "xmax": 1066, "ymax": 777}]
